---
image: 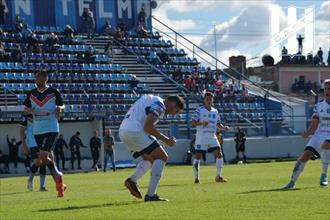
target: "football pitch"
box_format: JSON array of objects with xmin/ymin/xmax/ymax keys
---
[{"xmin": 0, "ymin": 161, "xmax": 329, "ymax": 220}]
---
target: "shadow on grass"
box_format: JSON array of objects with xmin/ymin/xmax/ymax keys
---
[
  {"xmin": 1, "ymin": 191, "xmax": 30, "ymax": 196},
  {"xmin": 37, "ymin": 201, "xmax": 141, "ymax": 212},
  {"xmin": 239, "ymin": 186, "xmax": 316, "ymax": 194}
]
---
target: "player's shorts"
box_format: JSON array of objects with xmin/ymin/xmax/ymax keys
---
[
  {"xmin": 34, "ymin": 132, "xmax": 58, "ymax": 152},
  {"xmin": 235, "ymin": 143, "xmax": 245, "ymax": 152},
  {"xmin": 119, "ymin": 130, "xmax": 160, "ymax": 159},
  {"xmin": 29, "ymin": 146, "xmax": 40, "ymax": 160},
  {"xmin": 195, "ymin": 138, "xmax": 221, "ymax": 153},
  {"xmin": 304, "ymin": 134, "xmax": 328, "ymax": 160}
]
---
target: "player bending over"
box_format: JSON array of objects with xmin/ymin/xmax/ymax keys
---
[
  {"xmin": 283, "ymin": 79, "xmax": 330, "ymax": 189},
  {"xmin": 191, "ymin": 92, "xmax": 229, "ymax": 184},
  {"xmin": 119, "ymin": 94, "xmax": 184, "ymax": 202},
  {"xmin": 23, "ymin": 70, "xmax": 66, "ymax": 197},
  {"xmin": 20, "ymin": 115, "xmax": 48, "ymax": 191}
]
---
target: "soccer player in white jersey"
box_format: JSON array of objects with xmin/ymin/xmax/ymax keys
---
[
  {"xmin": 119, "ymin": 94, "xmax": 184, "ymax": 202},
  {"xmin": 283, "ymin": 79, "xmax": 330, "ymax": 189},
  {"xmin": 192, "ymin": 92, "xmax": 229, "ymax": 184}
]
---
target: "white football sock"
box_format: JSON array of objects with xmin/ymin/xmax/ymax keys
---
[
  {"xmin": 193, "ymin": 159, "xmax": 200, "ymax": 180},
  {"xmin": 291, "ymin": 160, "xmax": 306, "ymax": 182},
  {"xmin": 216, "ymin": 157, "xmax": 224, "ymax": 177},
  {"xmin": 147, "ymin": 159, "xmax": 165, "ymax": 197},
  {"xmin": 130, "ymin": 160, "xmax": 152, "ymax": 183},
  {"xmin": 321, "ymin": 149, "xmax": 330, "ymax": 175}
]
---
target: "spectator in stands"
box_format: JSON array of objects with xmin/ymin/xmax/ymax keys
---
[
  {"xmin": 184, "ymin": 75, "xmax": 196, "ymax": 92},
  {"xmin": 11, "ymin": 45, "xmax": 22, "ymax": 62},
  {"xmin": 159, "ymin": 49, "xmax": 171, "ymax": 64},
  {"xmin": 63, "ymin": 25, "xmax": 74, "ymax": 44},
  {"xmin": 147, "ymin": 51, "xmax": 162, "ymax": 65},
  {"xmin": 241, "ymin": 84, "xmax": 248, "ymax": 97},
  {"xmin": 45, "ymin": 32, "xmax": 59, "ymax": 51},
  {"xmin": 0, "ymin": 0, "xmax": 5, "ymax": 25},
  {"xmin": 15, "ymin": 15, "xmax": 26, "ymax": 33},
  {"xmin": 117, "ymin": 19, "xmax": 127, "ymax": 33},
  {"xmin": 103, "ymin": 129, "xmax": 116, "ymax": 172},
  {"xmin": 0, "ymin": 150, "xmax": 10, "ymax": 174},
  {"xmin": 137, "ymin": 6, "xmax": 146, "ymax": 28},
  {"xmin": 54, "ymin": 134, "xmax": 69, "ymax": 171},
  {"xmin": 81, "ymin": 8, "xmax": 95, "ymax": 38},
  {"xmin": 234, "ymin": 127, "xmax": 247, "ymax": 163},
  {"xmin": 69, "ymin": 132, "xmax": 86, "ymax": 170},
  {"xmin": 281, "ymin": 46, "xmax": 288, "ymax": 56},
  {"xmin": 90, "ymin": 130, "xmax": 101, "ymax": 171},
  {"xmin": 137, "ymin": 24, "xmax": 148, "ymax": 38},
  {"xmin": 114, "ymin": 28, "xmax": 124, "ymax": 41},
  {"xmin": 297, "ymin": 34, "xmax": 304, "ymax": 53},
  {"xmin": 84, "ymin": 46, "xmax": 95, "ymax": 62},
  {"xmin": 214, "ymin": 75, "xmax": 224, "ymax": 96},
  {"xmin": 102, "ymin": 20, "xmax": 116, "ymax": 36},
  {"xmin": 129, "ymin": 75, "xmax": 139, "ymax": 90},
  {"xmin": 305, "ymin": 80, "xmax": 313, "ymax": 93},
  {"xmin": 27, "ymin": 32, "xmax": 39, "ymax": 52},
  {"xmin": 328, "ymin": 50, "xmax": 330, "ymax": 66},
  {"xmin": 317, "ymin": 47, "xmax": 323, "ymax": 64},
  {"xmin": 0, "ymin": 41, "xmax": 5, "ymax": 61},
  {"xmin": 205, "ymin": 67, "xmax": 213, "ymax": 84},
  {"xmin": 104, "ymin": 42, "xmax": 113, "ymax": 57},
  {"xmin": 291, "ymin": 79, "xmax": 300, "ymax": 92}
]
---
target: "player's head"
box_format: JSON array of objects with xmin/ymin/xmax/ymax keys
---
[
  {"xmin": 76, "ymin": 131, "xmax": 80, "ymax": 136},
  {"xmin": 94, "ymin": 130, "xmax": 99, "ymax": 137},
  {"xmin": 324, "ymin": 79, "xmax": 330, "ymax": 102},
  {"xmin": 164, "ymin": 95, "xmax": 184, "ymax": 116},
  {"xmin": 35, "ymin": 69, "xmax": 48, "ymax": 88},
  {"xmin": 204, "ymin": 92, "xmax": 214, "ymax": 108},
  {"xmin": 105, "ymin": 129, "xmax": 111, "ymax": 136},
  {"xmin": 59, "ymin": 134, "xmax": 63, "ymax": 139}
]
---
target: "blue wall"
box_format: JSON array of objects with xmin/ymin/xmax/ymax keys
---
[{"xmin": 2, "ymin": 0, "xmax": 152, "ymax": 32}]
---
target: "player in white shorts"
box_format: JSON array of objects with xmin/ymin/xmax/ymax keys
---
[
  {"xmin": 119, "ymin": 94, "xmax": 184, "ymax": 202},
  {"xmin": 191, "ymin": 92, "xmax": 229, "ymax": 184},
  {"xmin": 283, "ymin": 79, "xmax": 330, "ymax": 189}
]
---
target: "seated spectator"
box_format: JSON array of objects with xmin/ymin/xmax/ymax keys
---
[
  {"xmin": 183, "ymin": 75, "xmax": 196, "ymax": 92},
  {"xmin": 103, "ymin": 21, "xmax": 116, "ymax": 36},
  {"xmin": 305, "ymin": 80, "xmax": 313, "ymax": 93},
  {"xmin": 159, "ymin": 49, "xmax": 171, "ymax": 64},
  {"xmin": 84, "ymin": 46, "xmax": 95, "ymax": 62},
  {"xmin": 147, "ymin": 51, "xmax": 162, "ymax": 65},
  {"xmin": 137, "ymin": 24, "xmax": 148, "ymax": 38},
  {"xmin": 0, "ymin": 41, "xmax": 5, "ymax": 61},
  {"xmin": 114, "ymin": 28, "xmax": 124, "ymax": 41},
  {"xmin": 129, "ymin": 75, "xmax": 139, "ymax": 90},
  {"xmin": 11, "ymin": 45, "xmax": 22, "ymax": 62},
  {"xmin": 27, "ymin": 32, "xmax": 39, "ymax": 52},
  {"xmin": 64, "ymin": 25, "xmax": 75, "ymax": 44},
  {"xmin": 214, "ymin": 76, "xmax": 224, "ymax": 95},
  {"xmin": 117, "ymin": 19, "xmax": 127, "ymax": 33},
  {"xmin": 104, "ymin": 42, "xmax": 113, "ymax": 57},
  {"xmin": 45, "ymin": 32, "xmax": 59, "ymax": 51}
]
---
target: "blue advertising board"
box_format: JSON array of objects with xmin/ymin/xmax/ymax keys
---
[{"xmin": 1, "ymin": 0, "xmax": 152, "ymax": 32}]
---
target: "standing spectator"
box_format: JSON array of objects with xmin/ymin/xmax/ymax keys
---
[
  {"xmin": 0, "ymin": 0, "xmax": 5, "ymax": 25},
  {"xmin": 69, "ymin": 132, "xmax": 85, "ymax": 170},
  {"xmin": 81, "ymin": 8, "xmax": 95, "ymax": 38},
  {"xmin": 317, "ymin": 47, "xmax": 323, "ymax": 64},
  {"xmin": 15, "ymin": 15, "xmax": 26, "ymax": 33},
  {"xmin": 327, "ymin": 50, "xmax": 330, "ymax": 66},
  {"xmin": 6, "ymin": 135, "xmax": 22, "ymax": 173},
  {"xmin": 103, "ymin": 129, "xmax": 116, "ymax": 172},
  {"xmin": 114, "ymin": 28, "xmax": 124, "ymax": 41},
  {"xmin": 297, "ymin": 34, "xmax": 304, "ymax": 53},
  {"xmin": 234, "ymin": 127, "xmax": 247, "ymax": 163},
  {"xmin": 137, "ymin": 7, "xmax": 146, "ymax": 27},
  {"xmin": 54, "ymin": 134, "xmax": 69, "ymax": 171},
  {"xmin": 90, "ymin": 130, "xmax": 101, "ymax": 171},
  {"xmin": 0, "ymin": 41, "xmax": 5, "ymax": 61},
  {"xmin": 0, "ymin": 150, "xmax": 10, "ymax": 174},
  {"xmin": 63, "ymin": 25, "xmax": 74, "ymax": 44}
]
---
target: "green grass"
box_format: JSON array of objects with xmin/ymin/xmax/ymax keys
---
[{"xmin": 1, "ymin": 161, "xmax": 329, "ymax": 220}]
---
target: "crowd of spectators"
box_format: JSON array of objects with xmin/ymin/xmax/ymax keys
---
[{"xmin": 291, "ymin": 78, "xmax": 324, "ymax": 94}]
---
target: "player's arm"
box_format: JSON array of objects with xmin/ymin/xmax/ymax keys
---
[
  {"xmin": 144, "ymin": 113, "xmax": 176, "ymax": 147},
  {"xmin": 192, "ymin": 119, "xmax": 208, "ymax": 127},
  {"xmin": 19, "ymin": 125, "xmax": 30, "ymax": 157},
  {"xmin": 218, "ymin": 123, "xmax": 229, "ymax": 131},
  {"xmin": 55, "ymin": 89, "xmax": 64, "ymax": 119},
  {"xmin": 302, "ymin": 116, "xmax": 319, "ymax": 138}
]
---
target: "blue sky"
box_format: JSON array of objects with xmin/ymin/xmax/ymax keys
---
[{"xmin": 152, "ymin": 0, "xmax": 329, "ymax": 66}]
